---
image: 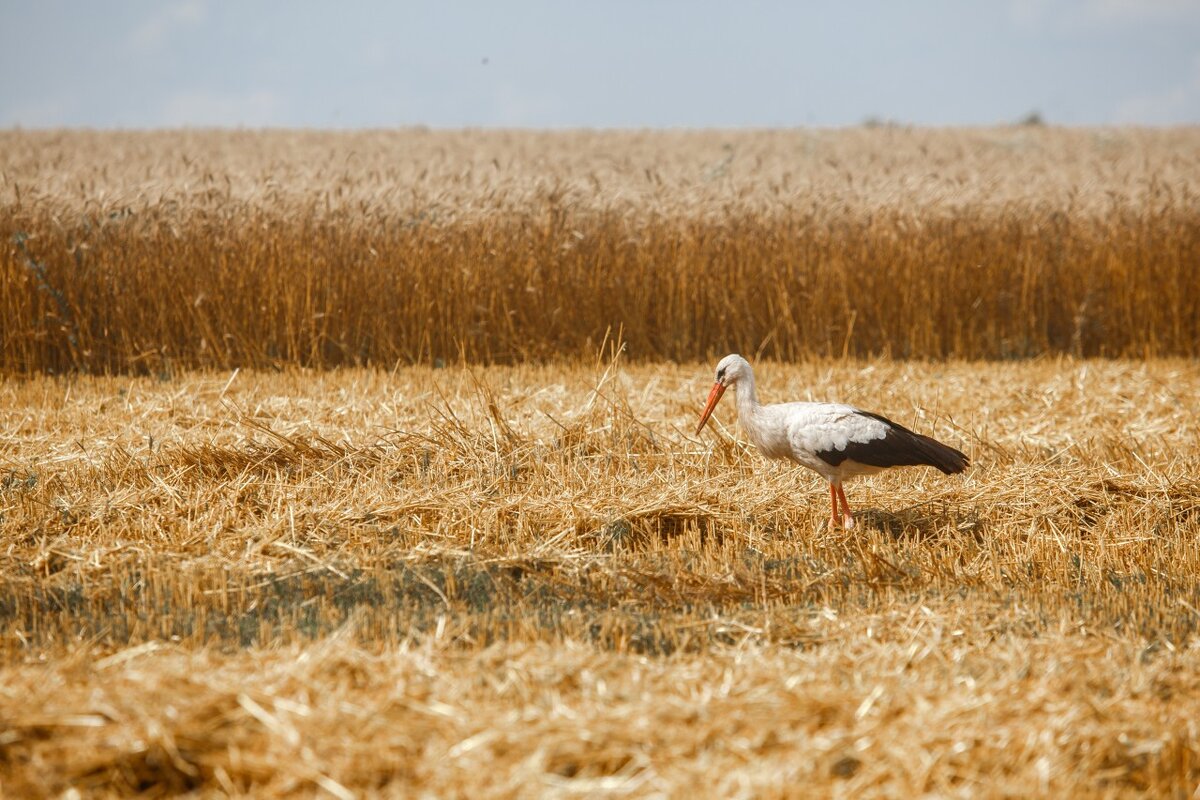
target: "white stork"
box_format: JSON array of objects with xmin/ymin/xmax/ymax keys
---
[{"xmin": 695, "ymin": 354, "xmax": 969, "ymax": 529}]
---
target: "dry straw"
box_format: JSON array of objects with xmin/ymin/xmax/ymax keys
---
[{"xmin": 2, "ymin": 355, "xmax": 1199, "ymax": 794}]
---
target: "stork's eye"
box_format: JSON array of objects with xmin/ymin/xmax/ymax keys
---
[{"xmin": 717, "ymin": 368, "xmax": 726, "ymax": 380}]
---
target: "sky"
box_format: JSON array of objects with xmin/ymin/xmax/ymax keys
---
[{"xmin": 1, "ymin": 0, "xmax": 1198, "ymax": 128}]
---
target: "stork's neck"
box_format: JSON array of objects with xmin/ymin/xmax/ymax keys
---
[{"xmin": 734, "ymin": 370, "xmax": 763, "ymax": 421}]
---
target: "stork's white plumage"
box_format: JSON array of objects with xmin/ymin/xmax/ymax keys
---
[{"xmin": 695, "ymin": 354, "xmax": 969, "ymax": 529}]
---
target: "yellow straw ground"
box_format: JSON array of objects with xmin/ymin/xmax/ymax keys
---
[{"xmin": 2, "ymin": 358, "xmax": 1198, "ymax": 796}]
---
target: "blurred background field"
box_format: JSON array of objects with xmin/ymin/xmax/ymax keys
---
[{"xmin": 3, "ymin": 127, "xmax": 1198, "ymax": 374}]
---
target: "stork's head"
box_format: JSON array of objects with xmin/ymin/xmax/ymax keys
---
[{"xmin": 695, "ymin": 354, "xmax": 751, "ymax": 434}]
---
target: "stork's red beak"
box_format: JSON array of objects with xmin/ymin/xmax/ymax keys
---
[{"xmin": 695, "ymin": 382, "xmax": 726, "ymax": 435}]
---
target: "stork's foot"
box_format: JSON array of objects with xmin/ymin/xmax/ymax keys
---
[{"xmin": 842, "ymin": 514, "xmax": 856, "ymax": 530}]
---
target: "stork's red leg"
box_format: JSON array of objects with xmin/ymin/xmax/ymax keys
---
[
  {"xmin": 829, "ymin": 483, "xmax": 839, "ymax": 529},
  {"xmin": 835, "ymin": 484, "xmax": 856, "ymax": 530}
]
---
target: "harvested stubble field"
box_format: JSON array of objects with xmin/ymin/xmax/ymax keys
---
[{"xmin": 2, "ymin": 356, "xmax": 1200, "ymax": 797}]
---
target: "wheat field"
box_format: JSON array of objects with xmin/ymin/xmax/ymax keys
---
[
  {"xmin": 2, "ymin": 127, "xmax": 1200, "ymax": 797},
  {"xmin": 3, "ymin": 128, "xmax": 1199, "ymax": 372},
  {"xmin": 2, "ymin": 354, "xmax": 1199, "ymax": 796}
]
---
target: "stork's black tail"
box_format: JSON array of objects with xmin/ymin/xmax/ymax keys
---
[{"xmin": 849, "ymin": 411, "xmax": 970, "ymax": 474}]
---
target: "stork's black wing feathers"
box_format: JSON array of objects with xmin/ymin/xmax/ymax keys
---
[{"xmin": 815, "ymin": 411, "xmax": 969, "ymax": 474}]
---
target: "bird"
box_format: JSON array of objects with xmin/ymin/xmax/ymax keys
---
[{"xmin": 694, "ymin": 354, "xmax": 969, "ymax": 529}]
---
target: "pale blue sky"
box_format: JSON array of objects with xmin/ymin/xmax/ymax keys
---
[{"xmin": 2, "ymin": 0, "xmax": 1198, "ymax": 128}]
